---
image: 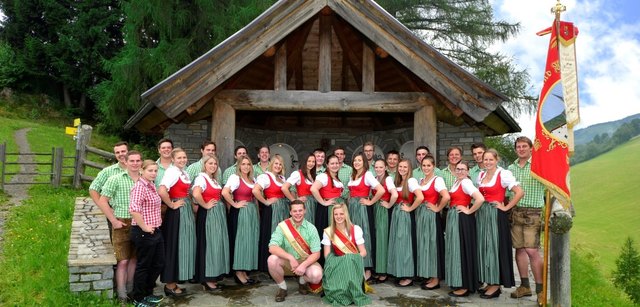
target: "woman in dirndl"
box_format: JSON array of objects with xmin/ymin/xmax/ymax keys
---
[
  {"xmin": 387, "ymin": 159, "xmax": 424, "ymax": 287},
  {"xmin": 222, "ymin": 155, "xmax": 259, "ymax": 285},
  {"xmin": 322, "ymin": 203, "xmax": 371, "ymax": 306},
  {"xmin": 416, "ymin": 154, "xmax": 450, "ymax": 290},
  {"xmin": 253, "ymin": 154, "xmax": 290, "ymax": 272},
  {"xmin": 476, "ymin": 149, "xmax": 524, "ymax": 298},
  {"xmin": 346, "ymin": 152, "xmax": 384, "ymax": 280},
  {"xmin": 282, "ymin": 153, "xmax": 318, "ymax": 223},
  {"xmin": 192, "ymin": 155, "xmax": 229, "ymax": 291},
  {"xmin": 370, "ymin": 159, "xmax": 398, "ymax": 284},
  {"xmin": 445, "ymin": 160, "xmax": 484, "ymax": 297},
  {"xmin": 310, "ymin": 154, "xmax": 344, "ymax": 240},
  {"xmin": 158, "ymin": 148, "xmax": 195, "ymax": 296}
]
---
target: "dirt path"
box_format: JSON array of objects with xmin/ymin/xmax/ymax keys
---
[{"xmin": 0, "ymin": 128, "xmax": 35, "ymax": 253}]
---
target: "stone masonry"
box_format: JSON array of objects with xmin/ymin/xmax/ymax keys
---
[
  {"xmin": 68, "ymin": 197, "xmax": 115, "ymax": 298},
  {"xmin": 165, "ymin": 119, "xmax": 486, "ymax": 170}
]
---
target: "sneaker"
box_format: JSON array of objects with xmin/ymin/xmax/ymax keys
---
[
  {"xmin": 133, "ymin": 299, "xmax": 156, "ymax": 307},
  {"xmin": 275, "ymin": 288, "xmax": 288, "ymax": 302},
  {"xmin": 510, "ymin": 285, "xmax": 532, "ymax": 298},
  {"xmin": 143, "ymin": 295, "xmax": 164, "ymax": 304}
]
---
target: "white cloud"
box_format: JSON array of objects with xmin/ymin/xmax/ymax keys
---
[{"xmin": 492, "ymin": 0, "xmax": 640, "ymax": 137}]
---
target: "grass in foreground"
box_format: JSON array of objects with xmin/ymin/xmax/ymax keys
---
[
  {"xmin": 572, "ymin": 249, "xmax": 634, "ymax": 306},
  {"xmin": 571, "ymin": 137, "xmax": 640, "ymax": 276},
  {"xmin": 0, "ymin": 185, "xmax": 112, "ymax": 306}
]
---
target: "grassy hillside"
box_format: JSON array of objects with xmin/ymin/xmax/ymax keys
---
[
  {"xmin": 574, "ymin": 113, "xmax": 640, "ymax": 145},
  {"xmin": 571, "ymin": 136, "xmax": 640, "ymax": 276}
]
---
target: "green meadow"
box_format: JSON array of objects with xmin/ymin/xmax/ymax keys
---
[{"xmin": 571, "ymin": 136, "xmax": 640, "ymax": 276}]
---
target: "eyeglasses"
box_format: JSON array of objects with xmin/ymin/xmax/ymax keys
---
[{"xmin": 454, "ymin": 168, "xmax": 468, "ymax": 172}]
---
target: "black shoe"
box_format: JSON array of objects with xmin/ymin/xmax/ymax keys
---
[
  {"xmin": 395, "ymin": 279, "xmax": 414, "ymax": 287},
  {"xmin": 164, "ymin": 285, "xmax": 188, "ymax": 297},
  {"xmin": 480, "ymin": 288, "xmax": 501, "ymax": 299},
  {"xmin": 234, "ymin": 275, "xmax": 250, "ymax": 286},
  {"xmin": 421, "ymin": 282, "xmax": 440, "ymax": 290},
  {"xmin": 448, "ymin": 290, "xmax": 470, "ymax": 297},
  {"xmin": 202, "ymin": 282, "xmax": 223, "ymax": 292},
  {"xmin": 246, "ymin": 278, "xmax": 259, "ymax": 285},
  {"xmin": 133, "ymin": 299, "xmax": 156, "ymax": 307}
]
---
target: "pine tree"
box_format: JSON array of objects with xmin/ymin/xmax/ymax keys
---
[
  {"xmin": 376, "ymin": 0, "xmax": 536, "ymax": 116},
  {"xmin": 612, "ymin": 237, "xmax": 640, "ymax": 304}
]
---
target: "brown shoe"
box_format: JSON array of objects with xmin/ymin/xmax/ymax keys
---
[
  {"xmin": 537, "ymin": 292, "xmax": 545, "ymax": 306},
  {"xmin": 510, "ymin": 285, "xmax": 532, "ymax": 298},
  {"xmin": 298, "ymin": 282, "xmax": 310, "ymax": 295},
  {"xmin": 275, "ymin": 288, "xmax": 288, "ymax": 302}
]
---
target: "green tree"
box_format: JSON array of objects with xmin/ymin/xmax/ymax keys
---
[
  {"xmin": 376, "ymin": 0, "xmax": 536, "ymax": 116},
  {"xmin": 0, "ymin": 0, "xmax": 123, "ymax": 111},
  {"xmin": 91, "ymin": 0, "xmax": 276, "ymax": 133},
  {"xmin": 612, "ymin": 237, "xmax": 640, "ymax": 304},
  {"xmin": 484, "ymin": 134, "xmax": 517, "ymax": 167}
]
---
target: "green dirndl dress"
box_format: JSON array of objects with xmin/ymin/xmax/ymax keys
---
[
  {"xmin": 323, "ymin": 253, "xmax": 371, "ymax": 306},
  {"xmin": 303, "ymin": 196, "xmax": 317, "ymax": 224},
  {"xmin": 387, "ymin": 203, "xmax": 414, "ymax": 278},
  {"xmin": 445, "ymin": 207, "xmax": 462, "ymax": 286},
  {"xmin": 232, "ymin": 201, "xmax": 259, "ymax": 271},
  {"xmin": 271, "ymin": 198, "xmax": 290, "ymax": 232},
  {"xmin": 415, "ymin": 204, "xmax": 444, "ymax": 279},
  {"xmin": 476, "ymin": 202, "xmax": 499, "ymax": 284},
  {"xmin": 195, "ymin": 201, "xmax": 230, "ymax": 281},
  {"xmin": 348, "ymin": 197, "xmax": 374, "ymax": 268},
  {"xmin": 162, "ymin": 198, "xmax": 196, "ymax": 282},
  {"xmin": 374, "ymin": 201, "xmax": 390, "ymax": 274}
]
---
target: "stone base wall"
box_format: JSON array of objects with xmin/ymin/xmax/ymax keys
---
[
  {"xmin": 164, "ymin": 119, "xmax": 486, "ymax": 169},
  {"xmin": 68, "ymin": 197, "xmax": 116, "ymax": 298}
]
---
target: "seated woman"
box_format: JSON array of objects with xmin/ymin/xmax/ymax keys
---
[{"xmin": 321, "ymin": 204, "xmax": 371, "ymax": 306}]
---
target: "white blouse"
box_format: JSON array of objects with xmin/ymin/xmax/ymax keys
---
[
  {"xmin": 192, "ymin": 173, "xmax": 222, "ymax": 191},
  {"xmin": 315, "ymin": 173, "xmax": 344, "ymax": 189},
  {"xmin": 159, "ymin": 165, "xmax": 191, "ymax": 190},
  {"xmin": 321, "ymin": 225, "xmax": 365, "ymax": 245},
  {"xmin": 477, "ymin": 167, "xmax": 519, "ymax": 190},
  {"xmin": 224, "ymin": 174, "xmax": 255, "ymax": 192},
  {"xmin": 347, "ymin": 171, "xmax": 380, "ymax": 188}
]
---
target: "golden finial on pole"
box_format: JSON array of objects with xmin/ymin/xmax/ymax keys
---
[{"xmin": 551, "ymin": 0, "xmax": 566, "ymax": 19}]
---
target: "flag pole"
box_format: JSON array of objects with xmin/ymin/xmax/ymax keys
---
[{"xmin": 541, "ymin": 3, "xmax": 565, "ymax": 307}]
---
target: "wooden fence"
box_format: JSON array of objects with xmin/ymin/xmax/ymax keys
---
[
  {"xmin": 72, "ymin": 125, "xmax": 114, "ymax": 189},
  {"xmin": 0, "ymin": 125, "xmax": 113, "ymax": 190},
  {"xmin": 0, "ymin": 143, "xmax": 73, "ymax": 190}
]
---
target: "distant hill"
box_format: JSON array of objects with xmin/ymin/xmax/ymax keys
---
[{"xmin": 574, "ymin": 113, "xmax": 640, "ymax": 145}]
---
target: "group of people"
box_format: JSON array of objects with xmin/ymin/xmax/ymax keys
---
[{"xmin": 89, "ymin": 136, "xmax": 546, "ymax": 306}]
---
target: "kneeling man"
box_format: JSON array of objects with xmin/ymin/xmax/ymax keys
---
[{"xmin": 268, "ymin": 199, "xmax": 323, "ymax": 302}]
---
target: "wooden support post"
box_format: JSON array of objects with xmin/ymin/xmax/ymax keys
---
[
  {"xmin": 414, "ymin": 104, "xmax": 437, "ymax": 156},
  {"xmin": 550, "ymin": 231, "xmax": 571, "ymax": 306},
  {"xmin": 211, "ymin": 99, "xmax": 235, "ymax": 169},
  {"xmin": 52, "ymin": 147, "xmax": 63, "ymax": 188},
  {"xmin": 73, "ymin": 125, "xmax": 92, "ymax": 189},
  {"xmin": 275, "ymin": 44, "xmax": 287, "ymax": 91},
  {"xmin": 318, "ymin": 13, "xmax": 332, "ymax": 93},
  {"xmin": 362, "ymin": 42, "xmax": 375, "ymax": 93}
]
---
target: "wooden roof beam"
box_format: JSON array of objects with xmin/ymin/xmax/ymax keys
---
[{"xmin": 215, "ymin": 90, "xmax": 434, "ymax": 112}]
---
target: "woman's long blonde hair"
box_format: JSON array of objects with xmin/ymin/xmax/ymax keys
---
[{"xmin": 328, "ymin": 203, "xmax": 354, "ymax": 241}]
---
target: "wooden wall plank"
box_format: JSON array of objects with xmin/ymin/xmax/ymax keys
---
[
  {"xmin": 275, "ymin": 44, "xmax": 287, "ymax": 91},
  {"xmin": 318, "ymin": 13, "xmax": 332, "ymax": 93},
  {"xmin": 362, "ymin": 42, "xmax": 375, "ymax": 93}
]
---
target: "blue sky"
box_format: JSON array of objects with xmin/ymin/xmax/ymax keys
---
[{"xmin": 491, "ymin": 0, "xmax": 640, "ymax": 137}]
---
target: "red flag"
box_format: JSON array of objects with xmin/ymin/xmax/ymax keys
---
[{"xmin": 531, "ymin": 20, "xmax": 579, "ymax": 208}]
